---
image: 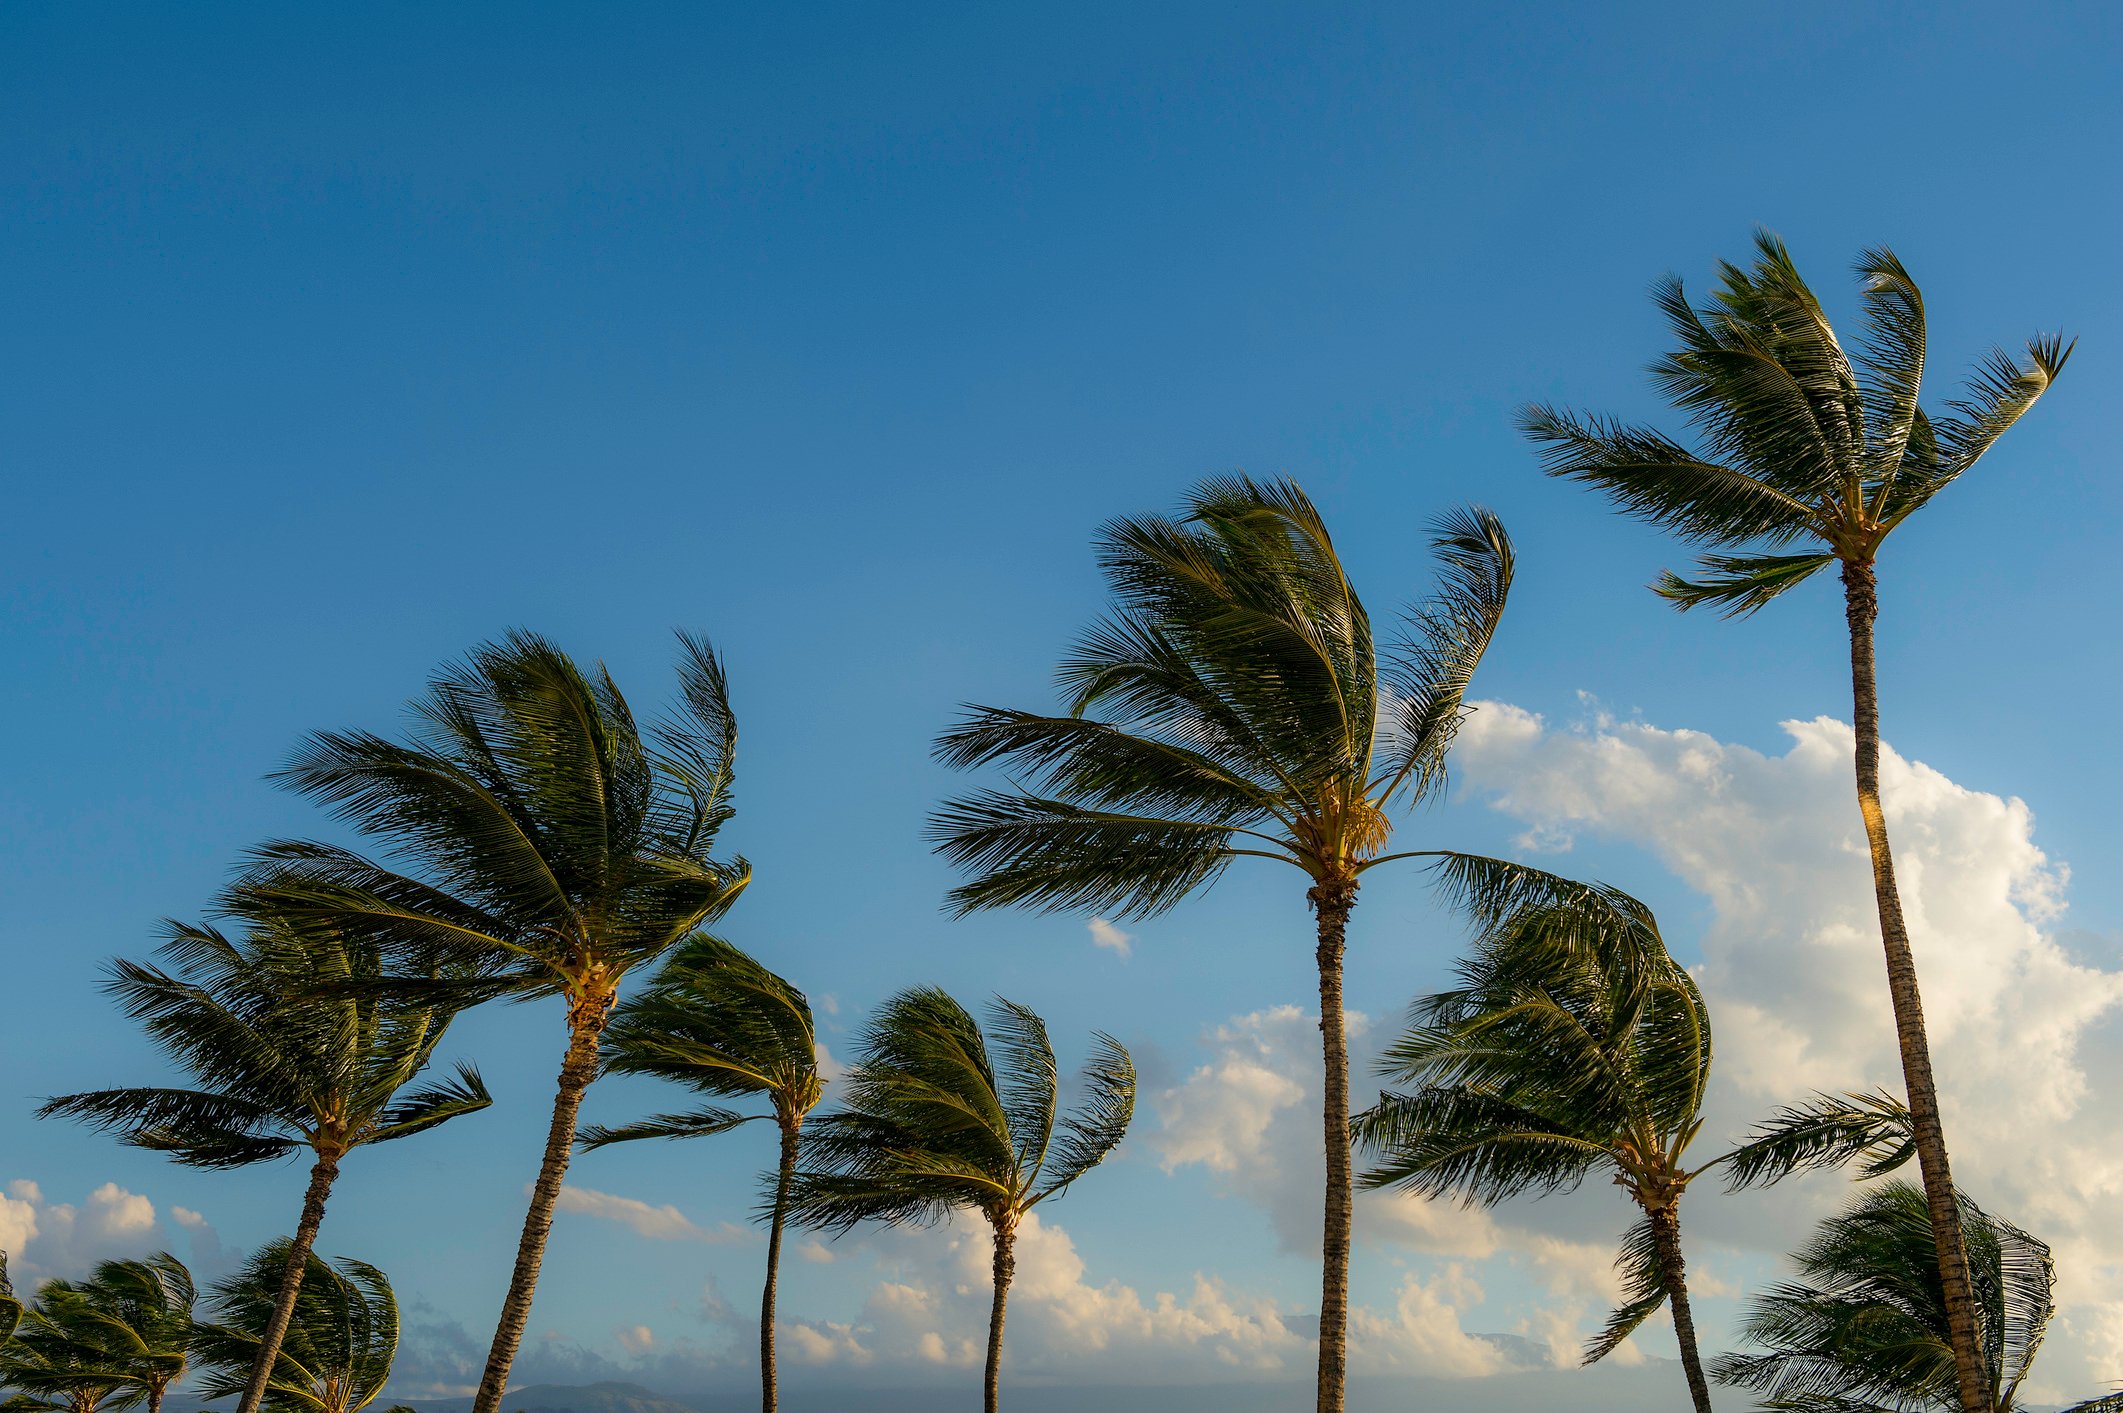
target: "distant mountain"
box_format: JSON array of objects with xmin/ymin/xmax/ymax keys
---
[{"xmin": 411, "ymin": 1383, "xmax": 704, "ymax": 1413}]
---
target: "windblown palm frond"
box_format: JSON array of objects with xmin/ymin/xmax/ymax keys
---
[
  {"xmin": 787, "ymin": 988, "xmax": 1132, "ymax": 1413},
  {"xmin": 575, "ymin": 934, "xmax": 824, "ymax": 1413},
  {"xmin": 1711, "ymin": 1183, "xmax": 2078, "ymax": 1413},
  {"xmin": 190, "ymin": 1242, "xmax": 398, "ymax": 1413},
  {"xmin": 0, "ymin": 1254, "xmax": 194, "ymax": 1413}
]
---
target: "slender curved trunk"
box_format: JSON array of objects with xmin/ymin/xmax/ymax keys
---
[
  {"xmin": 1843, "ymin": 562, "xmax": 1989, "ymax": 1413},
  {"xmin": 1646, "ymin": 1205, "xmax": 1713, "ymax": 1413},
  {"xmin": 234, "ymin": 1147, "xmax": 342, "ymax": 1413},
  {"xmin": 1309, "ymin": 873, "xmax": 1359, "ymax": 1413},
  {"xmin": 471, "ymin": 990, "xmax": 615, "ymax": 1413},
  {"xmin": 984, "ymin": 1214, "xmax": 1016, "ymax": 1413},
  {"xmin": 759, "ymin": 1120, "xmax": 799, "ymax": 1413}
]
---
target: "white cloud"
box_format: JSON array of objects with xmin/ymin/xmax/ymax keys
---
[
  {"xmin": 1089, "ymin": 918, "xmax": 1134, "ymax": 957},
  {"xmin": 1453, "ymin": 701, "xmax": 2123, "ymax": 1402},
  {"xmin": 1, "ymin": 1181, "xmax": 185, "ymax": 1281},
  {"xmin": 797, "ymin": 1239, "xmax": 836, "ymax": 1265},
  {"xmin": 551, "ymin": 1185, "xmax": 752, "ymax": 1245},
  {"xmin": 615, "ymin": 1324, "xmax": 654, "ymax": 1356}
]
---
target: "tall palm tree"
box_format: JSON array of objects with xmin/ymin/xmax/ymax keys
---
[
  {"xmin": 931, "ymin": 476, "xmax": 1559, "ymax": 1413},
  {"xmin": 1713, "ymin": 1183, "xmax": 2123, "ymax": 1413},
  {"xmin": 190, "ymin": 1240, "xmax": 408, "ymax": 1413},
  {"xmin": 0, "ymin": 1255, "xmax": 194, "ymax": 1413},
  {"xmin": 577, "ymin": 934, "xmax": 823, "ymax": 1413},
  {"xmin": 1522, "ymin": 232, "xmax": 2070, "ymax": 1413},
  {"xmin": 39, "ymin": 922, "xmax": 488, "ymax": 1413},
  {"xmin": 785, "ymin": 988, "xmax": 1134, "ymax": 1413},
  {"xmin": 231, "ymin": 631, "xmax": 751, "ymax": 1413}
]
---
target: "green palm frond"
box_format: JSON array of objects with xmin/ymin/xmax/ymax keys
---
[
  {"xmin": 239, "ymin": 630, "xmax": 751, "ymax": 994},
  {"xmin": 1718, "ymin": 1089, "xmax": 1916, "ymax": 1190},
  {"xmin": 577, "ymin": 1106, "xmax": 758, "ymax": 1150},
  {"xmin": 1531, "ymin": 230, "xmax": 2070, "ymax": 599},
  {"xmin": 1583, "ymin": 1216, "xmax": 1668, "ymax": 1365},
  {"xmin": 1037, "ymin": 1031, "xmax": 1135, "ymax": 1200},
  {"xmin": 929, "ymin": 792, "xmax": 1250, "ymax": 920},
  {"xmin": 1354, "ymin": 1087, "xmax": 1609, "ymax": 1203},
  {"xmin": 1711, "ymin": 1183, "xmax": 2048, "ymax": 1413},
  {"xmin": 366, "ymin": 1061, "xmax": 492, "ymax": 1144},
  {"xmin": 1375, "ymin": 507, "xmax": 1514, "ymax": 807},
  {"xmin": 1, "ymin": 1255, "xmax": 194, "ymax": 1413},
  {"xmin": 787, "ymin": 987, "xmax": 1132, "ymax": 1238},
  {"xmin": 191, "ymin": 1241, "xmax": 398, "ymax": 1413}
]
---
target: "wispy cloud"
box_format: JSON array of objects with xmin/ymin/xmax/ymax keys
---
[
  {"xmin": 550, "ymin": 1185, "xmax": 751, "ymax": 1244},
  {"xmin": 1088, "ymin": 917, "xmax": 1133, "ymax": 957}
]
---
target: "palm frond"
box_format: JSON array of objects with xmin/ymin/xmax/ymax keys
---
[
  {"xmin": 1718, "ymin": 1089, "xmax": 1915, "ymax": 1189},
  {"xmin": 930, "ymin": 791, "xmax": 1247, "ymax": 919},
  {"xmin": 1037, "ymin": 1031, "xmax": 1135, "ymax": 1199},
  {"xmin": 1583, "ymin": 1215, "xmax": 1668, "ymax": 1365},
  {"xmin": 1656, "ymin": 550, "xmax": 1836, "ymax": 616},
  {"xmin": 577, "ymin": 1106, "xmax": 758, "ymax": 1150}
]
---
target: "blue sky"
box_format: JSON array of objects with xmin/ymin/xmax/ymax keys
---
[{"xmin": 6, "ymin": 2, "xmax": 2122, "ymax": 1404}]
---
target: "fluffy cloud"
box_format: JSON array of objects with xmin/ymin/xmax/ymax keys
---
[
  {"xmin": 551, "ymin": 1185, "xmax": 753, "ymax": 1244},
  {"xmin": 1451, "ymin": 701, "xmax": 2123, "ymax": 1401},
  {"xmin": 1089, "ymin": 918, "xmax": 1135, "ymax": 957},
  {"xmin": 0, "ymin": 1180, "xmax": 214, "ymax": 1282}
]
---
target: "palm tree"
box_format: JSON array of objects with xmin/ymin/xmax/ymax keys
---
[
  {"xmin": 1522, "ymin": 232, "xmax": 2070, "ymax": 1413},
  {"xmin": 39, "ymin": 922, "xmax": 487, "ymax": 1413},
  {"xmin": 1355, "ymin": 887, "xmax": 1946, "ymax": 1413},
  {"xmin": 1, "ymin": 1253, "xmax": 21, "ymax": 1344},
  {"xmin": 190, "ymin": 1240, "xmax": 408, "ymax": 1413},
  {"xmin": 1713, "ymin": 1183, "xmax": 2123, "ymax": 1413},
  {"xmin": 786, "ymin": 988, "xmax": 1134, "ymax": 1413},
  {"xmin": 930, "ymin": 476, "xmax": 1560, "ymax": 1413},
  {"xmin": 231, "ymin": 631, "xmax": 751, "ymax": 1413},
  {"xmin": 577, "ymin": 934, "xmax": 823, "ymax": 1413},
  {"xmin": 0, "ymin": 1255, "xmax": 194, "ymax": 1413}
]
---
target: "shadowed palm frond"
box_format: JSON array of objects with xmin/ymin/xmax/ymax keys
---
[
  {"xmin": 577, "ymin": 1107, "xmax": 758, "ymax": 1150},
  {"xmin": 1718, "ymin": 1089, "xmax": 1916, "ymax": 1190},
  {"xmin": 1583, "ymin": 1216, "xmax": 1667, "ymax": 1365},
  {"xmin": 191, "ymin": 1241, "xmax": 398, "ymax": 1413},
  {"xmin": 1038, "ymin": 1031, "xmax": 1135, "ymax": 1199}
]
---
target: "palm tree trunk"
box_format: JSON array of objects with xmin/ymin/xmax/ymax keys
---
[
  {"xmin": 1646, "ymin": 1205, "xmax": 1713, "ymax": 1413},
  {"xmin": 1843, "ymin": 562, "xmax": 1989, "ymax": 1413},
  {"xmin": 984, "ymin": 1214, "xmax": 1016, "ymax": 1413},
  {"xmin": 1309, "ymin": 873, "xmax": 1359, "ymax": 1413},
  {"xmin": 234, "ymin": 1146, "xmax": 342, "ymax": 1413},
  {"xmin": 759, "ymin": 1120, "xmax": 798, "ymax": 1413},
  {"xmin": 471, "ymin": 991, "xmax": 615, "ymax": 1413}
]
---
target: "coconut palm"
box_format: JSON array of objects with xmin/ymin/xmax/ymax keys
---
[
  {"xmin": 930, "ymin": 477, "xmax": 1579, "ymax": 1413},
  {"xmin": 577, "ymin": 934, "xmax": 823, "ymax": 1413},
  {"xmin": 786, "ymin": 988, "xmax": 1133, "ymax": 1413},
  {"xmin": 1, "ymin": 1253, "xmax": 20, "ymax": 1344},
  {"xmin": 39, "ymin": 920, "xmax": 488, "ymax": 1413},
  {"xmin": 230, "ymin": 630, "xmax": 751, "ymax": 1413},
  {"xmin": 1713, "ymin": 1183, "xmax": 2123, "ymax": 1413},
  {"xmin": 189, "ymin": 1240, "xmax": 407, "ymax": 1413},
  {"xmin": 0, "ymin": 1254, "xmax": 194, "ymax": 1413},
  {"xmin": 1355, "ymin": 886, "xmax": 1945, "ymax": 1413},
  {"xmin": 1522, "ymin": 232, "xmax": 2069, "ymax": 1413}
]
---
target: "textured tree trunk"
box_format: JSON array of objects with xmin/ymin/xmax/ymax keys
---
[
  {"xmin": 1843, "ymin": 562, "xmax": 1990, "ymax": 1413},
  {"xmin": 984, "ymin": 1215, "xmax": 1016, "ymax": 1413},
  {"xmin": 759, "ymin": 1121, "xmax": 799, "ymax": 1413},
  {"xmin": 472, "ymin": 991, "xmax": 615, "ymax": 1413},
  {"xmin": 234, "ymin": 1146, "xmax": 343, "ymax": 1413},
  {"xmin": 1646, "ymin": 1205, "xmax": 1714, "ymax": 1413},
  {"xmin": 1309, "ymin": 873, "xmax": 1359, "ymax": 1413}
]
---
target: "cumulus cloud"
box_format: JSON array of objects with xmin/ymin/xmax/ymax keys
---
[
  {"xmin": 551, "ymin": 1185, "xmax": 752, "ymax": 1244},
  {"xmin": 1089, "ymin": 918, "xmax": 1134, "ymax": 957},
  {"xmin": 615, "ymin": 1325, "xmax": 655, "ymax": 1356},
  {"xmin": 1451, "ymin": 701, "xmax": 2123, "ymax": 1401},
  {"xmin": 0, "ymin": 1180, "xmax": 203, "ymax": 1282}
]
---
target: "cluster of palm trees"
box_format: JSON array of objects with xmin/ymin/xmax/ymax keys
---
[
  {"xmin": 0, "ymin": 1245, "xmax": 406, "ymax": 1413},
  {"xmin": 3, "ymin": 231, "xmax": 2104, "ymax": 1413}
]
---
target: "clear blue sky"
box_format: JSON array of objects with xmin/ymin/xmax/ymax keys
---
[{"xmin": 5, "ymin": 2, "xmax": 2119, "ymax": 1402}]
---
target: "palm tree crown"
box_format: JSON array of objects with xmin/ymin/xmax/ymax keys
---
[
  {"xmin": 189, "ymin": 1241, "xmax": 403, "ymax": 1413},
  {"xmin": 1520, "ymin": 229, "xmax": 2068, "ymax": 616},
  {"xmin": 229, "ymin": 630, "xmax": 750, "ymax": 1413},
  {"xmin": 1713, "ymin": 1183, "xmax": 2123, "ymax": 1413},
  {"xmin": 788, "ymin": 988, "xmax": 1133, "ymax": 1413},
  {"xmin": 579, "ymin": 933, "xmax": 822, "ymax": 1413},
  {"xmin": 0, "ymin": 1254, "xmax": 194, "ymax": 1413}
]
